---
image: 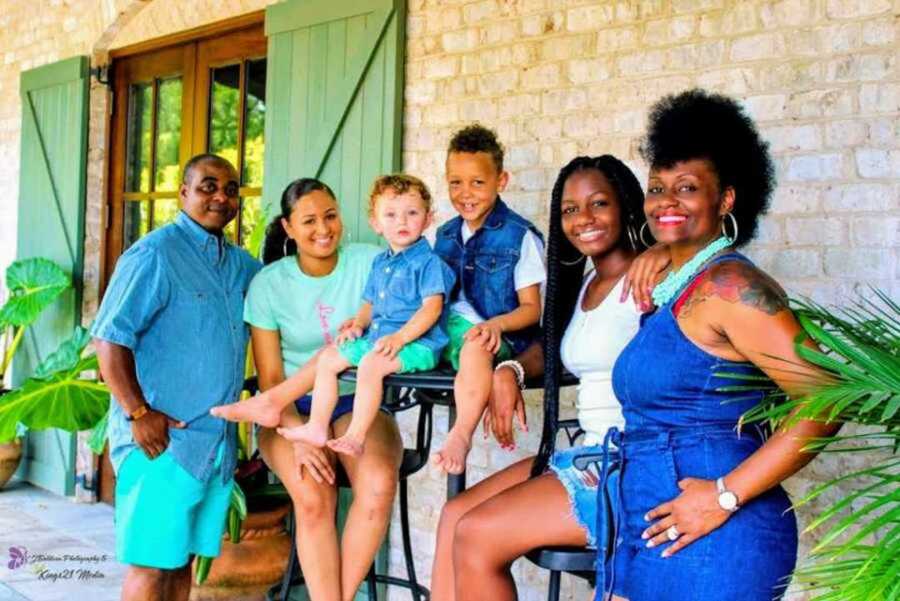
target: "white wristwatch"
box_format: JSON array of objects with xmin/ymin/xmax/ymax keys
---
[{"xmin": 716, "ymin": 477, "xmax": 740, "ymax": 512}]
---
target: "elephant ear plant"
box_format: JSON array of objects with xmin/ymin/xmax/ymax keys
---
[
  {"xmin": 0, "ymin": 257, "xmax": 109, "ymax": 446},
  {"xmin": 725, "ymin": 290, "xmax": 900, "ymax": 601}
]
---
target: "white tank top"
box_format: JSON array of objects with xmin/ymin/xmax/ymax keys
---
[{"xmin": 559, "ymin": 272, "xmax": 642, "ymax": 445}]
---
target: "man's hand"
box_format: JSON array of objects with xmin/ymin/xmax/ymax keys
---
[
  {"xmin": 482, "ymin": 366, "xmax": 527, "ymax": 449},
  {"xmin": 131, "ymin": 409, "xmax": 186, "ymax": 459}
]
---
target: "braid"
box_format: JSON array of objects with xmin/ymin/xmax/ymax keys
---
[{"xmin": 531, "ymin": 155, "xmax": 646, "ymax": 477}]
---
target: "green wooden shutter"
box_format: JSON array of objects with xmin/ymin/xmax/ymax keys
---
[
  {"xmin": 14, "ymin": 56, "xmax": 90, "ymax": 496},
  {"xmin": 263, "ymin": 0, "xmax": 405, "ymax": 244}
]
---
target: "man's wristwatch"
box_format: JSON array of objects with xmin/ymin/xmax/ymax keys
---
[
  {"xmin": 125, "ymin": 404, "xmax": 150, "ymax": 422},
  {"xmin": 716, "ymin": 477, "xmax": 740, "ymax": 512}
]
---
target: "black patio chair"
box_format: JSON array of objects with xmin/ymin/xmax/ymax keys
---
[{"xmin": 266, "ymin": 374, "xmax": 434, "ymax": 601}]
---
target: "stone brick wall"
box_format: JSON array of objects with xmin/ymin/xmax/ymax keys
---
[{"xmin": 0, "ymin": 1, "xmax": 897, "ymax": 600}]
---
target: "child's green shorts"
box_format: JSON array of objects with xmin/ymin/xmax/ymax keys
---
[
  {"xmin": 338, "ymin": 338, "xmax": 438, "ymax": 373},
  {"xmin": 114, "ymin": 442, "xmax": 233, "ymax": 569},
  {"xmin": 441, "ymin": 313, "xmax": 513, "ymax": 370}
]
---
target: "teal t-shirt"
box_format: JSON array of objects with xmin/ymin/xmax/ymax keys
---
[{"xmin": 243, "ymin": 243, "xmax": 381, "ymax": 395}]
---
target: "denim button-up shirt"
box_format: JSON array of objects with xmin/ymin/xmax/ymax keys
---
[
  {"xmin": 92, "ymin": 212, "xmax": 261, "ymax": 483},
  {"xmin": 362, "ymin": 237, "xmax": 456, "ymax": 360}
]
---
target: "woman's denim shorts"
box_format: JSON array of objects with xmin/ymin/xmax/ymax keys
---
[{"xmin": 549, "ymin": 443, "xmax": 604, "ymax": 547}]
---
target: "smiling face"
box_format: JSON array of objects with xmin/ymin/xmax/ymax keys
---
[
  {"xmin": 282, "ymin": 189, "xmax": 343, "ymax": 261},
  {"xmin": 560, "ymin": 169, "xmax": 625, "ymax": 259},
  {"xmin": 370, "ymin": 189, "xmax": 432, "ymax": 252},
  {"xmin": 179, "ymin": 160, "xmax": 240, "ymax": 233},
  {"xmin": 644, "ymin": 158, "xmax": 734, "ymax": 246},
  {"xmin": 446, "ymin": 151, "xmax": 509, "ymax": 231}
]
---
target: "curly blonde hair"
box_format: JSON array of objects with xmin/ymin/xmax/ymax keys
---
[{"xmin": 368, "ymin": 174, "xmax": 433, "ymax": 215}]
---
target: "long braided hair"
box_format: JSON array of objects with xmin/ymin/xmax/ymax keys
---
[{"xmin": 531, "ymin": 155, "xmax": 647, "ymax": 477}]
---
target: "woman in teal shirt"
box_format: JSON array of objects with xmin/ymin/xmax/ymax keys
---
[{"xmin": 222, "ymin": 178, "xmax": 402, "ymax": 600}]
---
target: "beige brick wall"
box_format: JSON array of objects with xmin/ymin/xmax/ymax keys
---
[{"xmin": 0, "ymin": 1, "xmax": 897, "ymax": 600}]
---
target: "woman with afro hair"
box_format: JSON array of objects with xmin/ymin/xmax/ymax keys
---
[{"xmin": 606, "ymin": 89, "xmax": 838, "ymax": 600}]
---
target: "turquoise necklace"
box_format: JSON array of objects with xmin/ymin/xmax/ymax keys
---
[{"xmin": 652, "ymin": 236, "xmax": 733, "ymax": 306}]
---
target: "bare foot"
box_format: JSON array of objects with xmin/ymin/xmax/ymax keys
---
[
  {"xmin": 326, "ymin": 433, "xmax": 365, "ymax": 457},
  {"xmin": 210, "ymin": 392, "xmax": 282, "ymax": 428},
  {"xmin": 276, "ymin": 422, "xmax": 329, "ymax": 447},
  {"xmin": 430, "ymin": 429, "xmax": 472, "ymax": 475}
]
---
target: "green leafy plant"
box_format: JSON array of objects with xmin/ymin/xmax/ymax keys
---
[
  {"xmin": 0, "ymin": 257, "xmax": 109, "ymax": 445},
  {"xmin": 739, "ymin": 290, "xmax": 900, "ymax": 601},
  {"xmin": 0, "ymin": 258, "xmax": 71, "ymax": 385},
  {"xmin": 0, "ymin": 326, "xmax": 110, "ymax": 443}
]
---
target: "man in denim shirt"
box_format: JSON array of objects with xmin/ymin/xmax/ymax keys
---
[{"xmin": 92, "ymin": 154, "xmax": 260, "ymax": 601}]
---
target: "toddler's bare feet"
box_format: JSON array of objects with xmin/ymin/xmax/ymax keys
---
[
  {"xmin": 431, "ymin": 429, "xmax": 472, "ymax": 475},
  {"xmin": 327, "ymin": 432, "xmax": 365, "ymax": 457},
  {"xmin": 210, "ymin": 392, "xmax": 282, "ymax": 428},
  {"xmin": 276, "ymin": 422, "xmax": 329, "ymax": 447}
]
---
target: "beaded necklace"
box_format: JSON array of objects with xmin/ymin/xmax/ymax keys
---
[{"xmin": 651, "ymin": 236, "xmax": 733, "ymax": 307}]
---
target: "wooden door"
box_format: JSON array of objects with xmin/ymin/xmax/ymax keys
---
[{"xmin": 99, "ymin": 18, "xmax": 266, "ymax": 503}]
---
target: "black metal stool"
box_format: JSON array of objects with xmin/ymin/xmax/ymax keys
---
[
  {"xmin": 525, "ymin": 418, "xmax": 605, "ymax": 601},
  {"xmin": 269, "ymin": 377, "xmax": 434, "ymax": 601}
]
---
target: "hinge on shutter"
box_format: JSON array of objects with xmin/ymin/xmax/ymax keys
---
[{"xmin": 90, "ymin": 64, "xmax": 112, "ymax": 89}]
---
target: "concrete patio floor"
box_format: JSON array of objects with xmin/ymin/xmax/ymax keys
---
[{"xmin": 0, "ymin": 480, "xmax": 125, "ymax": 601}]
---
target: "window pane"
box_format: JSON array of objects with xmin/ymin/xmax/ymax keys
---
[
  {"xmin": 123, "ymin": 201, "xmax": 150, "ymax": 250},
  {"xmin": 125, "ymin": 84, "xmax": 152, "ymax": 193},
  {"xmin": 240, "ymin": 196, "xmax": 264, "ymax": 255},
  {"xmin": 154, "ymin": 78, "xmax": 183, "ymax": 192},
  {"xmin": 208, "ymin": 64, "xmax": 241, "ymax": 168},
  {"xmin": 153, "ymin": 196, "xmax": 181, "ymax": 229},
  {"xmin": 242, "ymin": 59, "xmax": 266, "ymax": 188}
]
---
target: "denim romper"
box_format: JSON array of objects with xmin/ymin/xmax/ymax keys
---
[{"xmin": 607, "ymin": 253, "xmax": 798, "ymax": 601}]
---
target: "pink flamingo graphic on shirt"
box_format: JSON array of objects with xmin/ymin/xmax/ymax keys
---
[{"xmin": 316, "ymin": 301, "xmax": 335, "ymax": 344}]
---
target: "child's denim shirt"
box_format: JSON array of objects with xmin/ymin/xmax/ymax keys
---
[
  {"xmin": 362, "ymin": 237, "xmax": 456, "ymax": 361},
  {"xmin": 434, "ymin": 198, "xmax": 544, "ymax": 354}
]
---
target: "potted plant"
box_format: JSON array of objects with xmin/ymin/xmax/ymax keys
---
[
  {"xmin": 735, "ymin": 290, "xmax": 899, "ymax": 600},
  {"xmin": 0, "ymin": 257, "xmax": 110, "ymax": 488}
]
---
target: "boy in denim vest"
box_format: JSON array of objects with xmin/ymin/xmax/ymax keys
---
[
  {"xmin": 274, "ymin": 175, "xmax": 455, "ymax": 456},
  {"xmin": 431, "ymin": 125, "xmax": 545, "ymax": 474}
]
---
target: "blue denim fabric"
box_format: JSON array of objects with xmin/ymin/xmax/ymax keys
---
[
  {"xmin": 362, "ymin": 237, "xmax": 456, "ymax": 361},
  {"xmin": 433, "ymin": 198, "xmax": 544, "ymax": 355},
  {"xmin": 295, "ymin": 394, "xmax": 355, "ymax": 423},
  {"xmin": 606, "ymin": 253, "xmax": 798, "ymax": 601},
  {"xmin": 92, "ymin": 211, "xmax": 261, "ymax": 484}
]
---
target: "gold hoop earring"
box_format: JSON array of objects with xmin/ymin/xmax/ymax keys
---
[
  {"xmin": 639, "ymin": 222, "xmax": 655, "ymax": 248},
  {"xmin": 721, "ymin": 212, "xmax": 739, "ymax": 244}
]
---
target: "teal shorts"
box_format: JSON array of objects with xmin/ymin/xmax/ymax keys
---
[
  {"xmin": 338, "ymin": 337, "xmax": 438, "ymax": 373},
  {"xmin": 114, "ymin": 443, "xmax": 233, "ymax": 569},
  {"xmin": 441, "ymin": 313, "xmax": 513, "ymax": 370}
]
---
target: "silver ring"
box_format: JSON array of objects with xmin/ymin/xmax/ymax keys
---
[{"xmin": 666, "ymin": 525, "xmax": 679, "ymax": 541}]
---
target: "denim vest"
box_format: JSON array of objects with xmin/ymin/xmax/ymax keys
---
[{"xmin": 434, "ymin": 198, "xmax": 543, "ymax": 354}]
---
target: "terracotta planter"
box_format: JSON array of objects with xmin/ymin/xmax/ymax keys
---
[
  {"xmin": 0, "ymin": 438, "xmax": 23, "ymax": 489},
  {"xmin": 190, "ymin": 499, "xmax": 292, "ymax": 601}
]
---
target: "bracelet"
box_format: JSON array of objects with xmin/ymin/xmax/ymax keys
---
[
  {"xmin": 125, "ymin": 404, "xmax": 150, "ymax": 422},
  {"xmin": 495, "ymin": 359, "xmax": 526, "ymax": 390}
]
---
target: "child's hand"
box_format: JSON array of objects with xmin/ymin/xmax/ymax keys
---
[
  {"xmin": 622, "ymin": 242, "xmax": 670, "ymax": 312},
  {"xmin": 374, "ymin": 333, "xmax": 405, "ymax": 359},
  {"xmin": 336, "ymin": 321, "xmax": 364, "ymax": 345},
  {"xmin": 464, "ymin": 319, "xmax": 503, "ymax": 354}
]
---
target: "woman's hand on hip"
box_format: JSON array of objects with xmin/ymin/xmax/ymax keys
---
[
  {"xmin": 641, "ymin": 477, "xmax": 731, "ymax": 558},
  {"xmin": 292, "ymin": 440, "xmax": 335, "ymax": 485}
]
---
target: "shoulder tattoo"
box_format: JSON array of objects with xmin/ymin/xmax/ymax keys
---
[{"xmin": 678, "ymin": 261, "xmax": 789, "ymax": 318}]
